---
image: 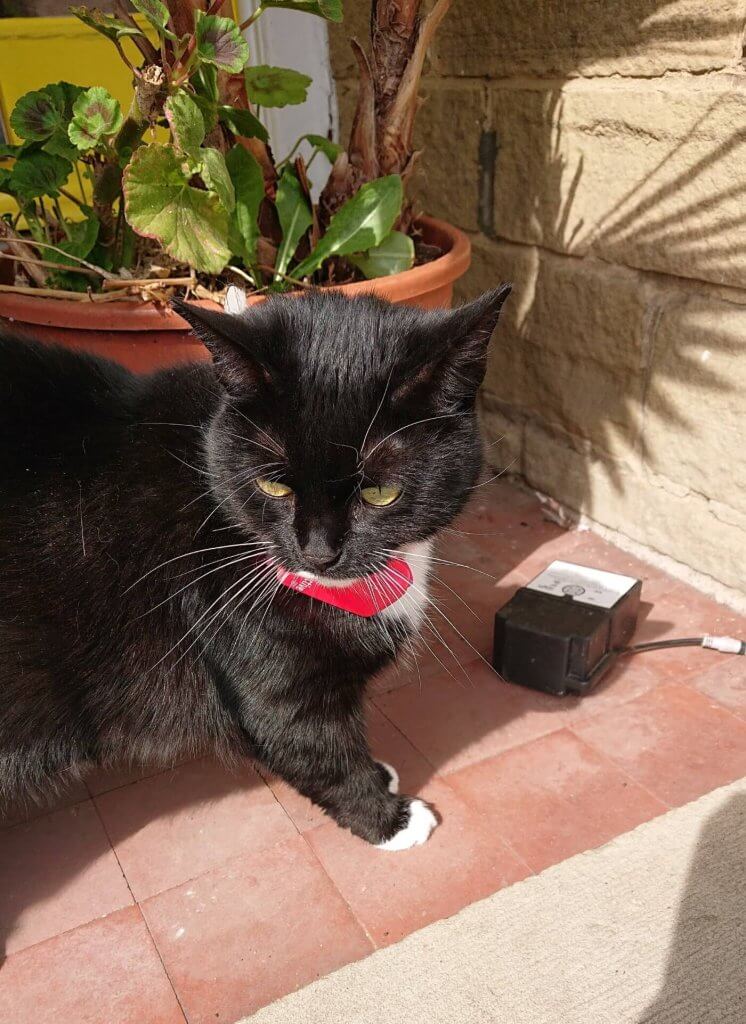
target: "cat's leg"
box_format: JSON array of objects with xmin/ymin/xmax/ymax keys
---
[{"xmin": 255, "ymin": 722, "xmax": 437, "ymax": 850}]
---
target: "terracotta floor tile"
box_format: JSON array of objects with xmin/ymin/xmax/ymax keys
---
[
  {"xmin": 448, "ymin": 729, "xmax": 666, "ymax": 872},
  {"xmin": 0, "ymin": 906, "xmax": 185, "ymax": 1024},
  {"xmin": 0, "ymin": 801, "xmax": 132, "ymax": 957},
  {"xmin": 375, "ymin": 660, "xmax": 578, "ymax": 774},
  {"xmin": 0, "ymin": 778, "xmax": 89, "ymax": 830},
  {"xmin": 687, "ymin": 656, "xmax": 746, "ymax": 719},
  {"xmin": 627, "ymin": 582, "xmax": 746, "ymax": 682},
  {"xmin": 142, "ymin": 835, "xmax": 371, "ymax": 1024},
  {"xmin": 573, "ymin": 683, "xmax": 746, "ymax": 807},
  {"xmin": 94, "ymin": 757, "xmax": 297, "ymax": 901},
  {"xmin": 305, "ymin": 777, "xmax": 530, "ymax": 948}
]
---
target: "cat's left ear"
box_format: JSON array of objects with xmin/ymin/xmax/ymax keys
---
[
  {"xmin": 409, "ymin": 284, "xmax": 512, "ymax": 407},
  {"xmin": 171, "ymin": 298, "xmax": 273, "ymax": 394}
]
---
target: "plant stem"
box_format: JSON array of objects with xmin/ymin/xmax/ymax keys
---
[
  {"xmin": 53, "ymin": 198, "xmax": 70, "ymax": 239},
  {"xmin": 0, "ymin": 252, "xmax": 99, "ymax": 278},
  {"xmin": 74, "ymin": 163, "xmax": 88, "ymax": 205},
  {"xmin": 239, "ymin": 3, "xmax": 264, "ymax": 32},
  {"xmin": 59, "ymin": 187, "xmax": 87, "ymax": 211},
  {"xmin": 19, "ymin": 239, "xmax": 116, "ymax": 279},
  {"xmin": 257, "ymin": 264, "xmax": 310, "ymax": 289}
]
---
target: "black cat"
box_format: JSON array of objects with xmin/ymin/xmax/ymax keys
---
[{"xmin": 0, "ymin": 285, "xmax": 510, "ymax": 850}]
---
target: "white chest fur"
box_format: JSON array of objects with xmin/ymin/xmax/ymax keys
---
[{"xmin": 380, "ymin": 538, "xmax": 432, "ymax": 632}]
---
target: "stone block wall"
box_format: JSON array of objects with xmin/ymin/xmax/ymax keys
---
[{"xmin": 330, "ymin": 2, "xmax": 746, "ymax": 605}]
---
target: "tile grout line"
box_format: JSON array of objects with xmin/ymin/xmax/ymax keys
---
[
  {"xmin": 371, "ymin": 699, "xmax": 536, "ymax": 879},
  {"xmin": 564, "ymin": 723, "xmax": 674, "ymax": 813},
  {"xmin": 89, "ymin": 796, "xmax": 190, "ymax": 1024},
  {"xmin": 298, "ymin": 827, "xmax": 378, "ymax": 950}
]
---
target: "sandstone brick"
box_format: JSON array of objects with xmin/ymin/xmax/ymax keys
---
[
  {"xmin": 328, "ymin": 1, "xmax": 371, "ymax": 81},
  {"xmin": 463, "ymin": 235, "xmax": 653, "ymax": 373},
  {"xmin": 522, "ymin": 419, "xmax": 745, "ymax": 593},
  {"xmin": 643, "ymin": 293, "xmax": 746, "ymax": 514},
  {"xmin": 491, "ymin": 76, "xmax": 746, "ymax": 288},
  {"xmin": 477, "ymin": 393, "xmax": 524, "ymax": 473},
  {"xmin": 432, "ymin": 0, "xmax": 746, "ymax": 79},
  {"xmin": 411, "ymin": 84, "xmax": 486, "ymax": 232}
]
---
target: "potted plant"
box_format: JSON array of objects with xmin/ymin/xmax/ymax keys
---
[{"xmin": 0, "ymin": 0, "xmax": 467, "ymax": 371}]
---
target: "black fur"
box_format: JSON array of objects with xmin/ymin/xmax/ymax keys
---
[{"xmin": 0, "ymin": 286, "xmax": 510, "ymax": 843}]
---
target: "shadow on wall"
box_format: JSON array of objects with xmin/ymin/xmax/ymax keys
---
[
  {"xmin": 460, "ymin": 1, "xmax": 746, "ymax": 590},
  {"xmin": 636, "ymin": 791, "xmax": 746, "ymax": 1023}
]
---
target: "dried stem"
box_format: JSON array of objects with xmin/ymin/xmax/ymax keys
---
[{"xmin": 0, "ymin": 221, "xmax": 47, "ymax": 287}]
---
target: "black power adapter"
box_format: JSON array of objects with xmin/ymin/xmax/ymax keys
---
[
  {"xmin": 493, "ymin": 560, "xmax": 641, "ymax": 696},
  {"xmin": 492, "ymin": 559, "xmax": 745, "ymax": 697}
]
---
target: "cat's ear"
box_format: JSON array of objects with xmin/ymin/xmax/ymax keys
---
[
  {"xmin": 399, "ymin": 284, "xmax": 512, "ymax": 407},
  {"xmin": 171, "ymin": 298, "xmax": 273, "ymax": 394}
]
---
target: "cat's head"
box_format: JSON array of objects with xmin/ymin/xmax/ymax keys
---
[{"xmin": 174, "ymin": 287, "xmax": 510, "ymax": 579}]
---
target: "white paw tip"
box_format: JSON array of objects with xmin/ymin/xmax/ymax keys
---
[
  {"xmin": 377, "ymin": 761, "xmax": 400, "ymax": 794},
  {"xmin": 376, "ymin": 799, "xmax": 438, "ymax": 852},
  {"xmin": 224, "ymin": 285, "xmax": 247, "ymax": 315}
]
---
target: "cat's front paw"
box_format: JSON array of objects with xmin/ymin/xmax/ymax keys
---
[{"xmin": 376, "ymin": 798, "xmax": 438, "ymax": 852}]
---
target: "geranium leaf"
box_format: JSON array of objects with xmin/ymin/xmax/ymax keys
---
[
  {"xmin": 9, "ymin": 151, "xmax": 71, "ymax": 199},
  {"xmin": 275, "ymin": 166, "xmax": 312, "ymax": 278},
  {"xmin": 129, "ymin": 0, "xmax": 175, "ymax": 38},
  {"xmin": 244, "ymin": 66, "xmax": 311, "ymax": 108},
  {"xmin": 10, "ymin": 89, "xmax": 65, "ymax": 141},
  {"xmin": 349, "ymin": 229, "xmax": 414, "ymax": 279},
  {"xmin": 262, "ymin": 0, "xmax": 343, "ymax": 23},
  {"xmin": 123, "ymin": 143, "xmax": 230, "ymax": 274},
  {"xmin": 218, "ymin": 106, "xmax": 268, "ymax": 143},
  {"xmin": 70, "ymin": 6, "xmax": 144, "ymax": 41},
  {"xmin": 48, "ymin": 214, "xmax": 100, "ymax": 267},
  {"xmin": 195, "ymin": 15, "xmax": 250, "ymax": 73},
  {"xmin": 225, "ymin": 144, "xmax": 264, "ymax": 269},
  {"xmin": 292, "ymin": 174, "xmax": 403, "ymax": 279},
  {"xmin": 302, "ymin": 133, "xmax": 342, "ymax": 162},
  {"xmin": 165, "ymin": 91, "xmax": 205, "ymax": 162},
  {"xmin": 200, "ymin": 148, "xmax": 235, "ymax": 212},
  {"xmin": 68, "ymin": 87, "xmax": 123, "ymax": 150}
]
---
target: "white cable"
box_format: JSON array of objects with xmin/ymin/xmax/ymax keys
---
[{"xmin": 702, "ymin": 635, "xmax": 745, "ymax": 655}]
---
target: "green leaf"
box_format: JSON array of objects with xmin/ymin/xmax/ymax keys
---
[
  {"xmin": 194, "ymin": 64, "xmax": 219, "ymax": 104},
  {"xmin": 218, "ymin": 106, "xmax": 268, "ymax": 143},
  {"xmin": 43, "ymin": 130, "xmax": 80, "ymax": 162},
  {"xmin": 274, "ymin": 166, "xmax": 312, "ymax": 279},
  {"xmin": 292, "ymin": 174, "xmax": 403, "ymax": 279},
  {"xmin": 348, "ymin": 229, "xmax": 414, "ymax": 279},
  {"xmin": 10, "ymin": 89, "xmax": 65, "ymax": 141},
  {"xmin": 123, "ymin": 143, "xmax": 230, "ymax": 274},
  {"xmin": 0, "ymin": 168, "xmax": 12, "ymax": 194},
  {"xmin": 225, "ymin": 144, "xmax": 264, "ymax": 269},
  {"xmin": 129, "ymin": 0, "xmax": 175, "ymax": 38},
  {"xmin": 10, "ymin": 151, "xmax": 71, "ymax": 199},
  {"xmin": 302, "ymin": 133, "xmax": 342, "ymax": 162},
  {"xmin": 0, "ymin": 142, "xmax": 22, "ymax": 159},
  {"xmin": 262, "ymin": 0, "xmax": 343, "ymax": 23},
  {"xmin": 70, "ymin": 6, "xmax": 144, "ymax": 42},
  {"xmin": 200, "ymin": 148, "xmax": 235, "ymax": 213},
  {"xmin": 68, "ymin": 87, "xmax": 123, "ymax": 150},
  {"xmin": 244, "ymin": 66, "xmax": 311, "ymax": 108},
  {"xmin": 49, "ymin": 214, "xmax": 100, "ymax": 267},
  {"xmin": 195, "ymin": 15, "xmax": 250, "ymax": 73},
  {"xmin": 165, "ymin": 91, "xmax": 205, "ymax": 163}
]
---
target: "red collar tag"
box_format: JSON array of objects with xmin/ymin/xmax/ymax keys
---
[{"xmin": 277, "ymin": 558, "xmax": 413, "ymax": 617}]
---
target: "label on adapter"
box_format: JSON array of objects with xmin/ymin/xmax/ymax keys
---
[{"xmin": 526, "ymin": 560, "xmax": 638, "ymax": 609}]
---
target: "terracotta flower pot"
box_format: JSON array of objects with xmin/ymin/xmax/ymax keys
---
[{"xmin": 0, "ymin": 217, "xmax": 471, "ymax": 374}]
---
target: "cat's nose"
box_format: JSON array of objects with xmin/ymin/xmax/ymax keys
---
[{"xmin": 301, "ymin": 531, "xmax": 341, "ymax": 572}]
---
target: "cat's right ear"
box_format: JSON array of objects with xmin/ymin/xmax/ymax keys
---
[{"xmin": 171, "ymin": 298, "xmax": 273, "ymax": 394}]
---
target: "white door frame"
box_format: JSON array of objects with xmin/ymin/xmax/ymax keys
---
[{"xmin": 235, "ymin": 1, "xmax": 338, "ymax": 199}]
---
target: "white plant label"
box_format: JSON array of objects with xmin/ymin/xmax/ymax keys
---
[{"xmin": 526, "ymin": 560, "xmax": 638, "ymax": 609}]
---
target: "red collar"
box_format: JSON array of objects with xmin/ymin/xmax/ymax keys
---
[{"xmin": 277, "ymin": 558, "xmax": 413, "ymax": 617}]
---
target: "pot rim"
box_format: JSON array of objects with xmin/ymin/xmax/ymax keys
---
[{"xmin": 0, "ymin": 216, "xmax": 471, "ymax": 333}]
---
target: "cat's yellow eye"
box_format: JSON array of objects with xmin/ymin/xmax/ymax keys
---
[
  {"xmin": 256, "ymin": 478, "xmax": 293, "ymax": 498},
  {"xmin": 361, "ymin": 485, "xmax": 402, "ymax": 507}
]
